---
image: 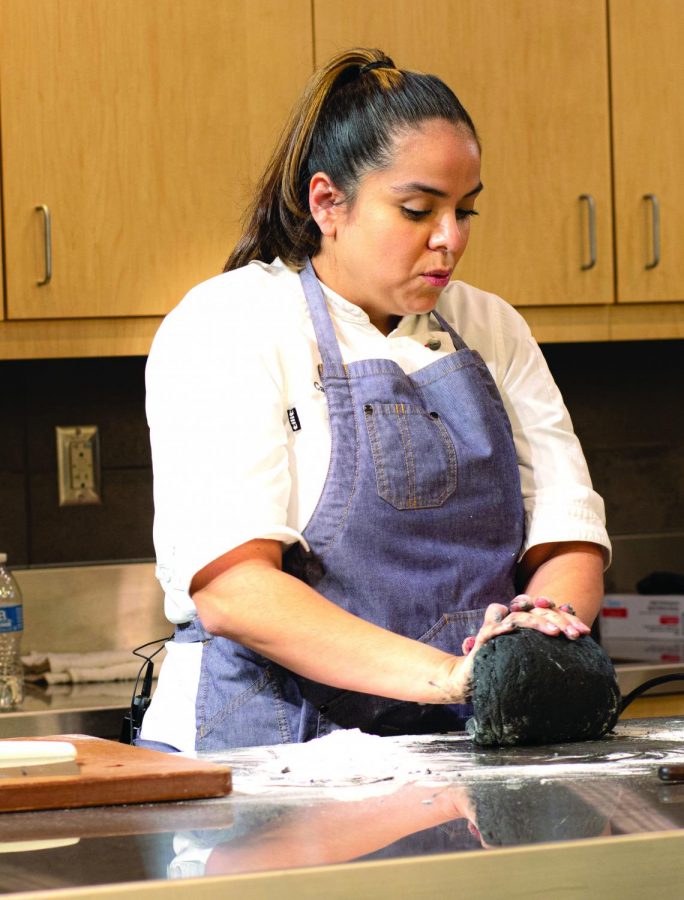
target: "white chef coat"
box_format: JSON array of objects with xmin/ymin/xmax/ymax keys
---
[{"xmin": 141, "ymin": 257, "xmax": 611, "ymax": 750}]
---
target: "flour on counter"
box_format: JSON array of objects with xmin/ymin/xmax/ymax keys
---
[
  {"xmin": 196, "ymin": 718, "xmax": 684, "ymax": 798},
  {"xmin": 205, "ymin": 729, "xmax": 423, "ymax": 798}
]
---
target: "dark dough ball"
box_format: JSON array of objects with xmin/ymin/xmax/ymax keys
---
[{"xmin": 466, "ymin": 629, "xmax": 621, "ymax": 746}]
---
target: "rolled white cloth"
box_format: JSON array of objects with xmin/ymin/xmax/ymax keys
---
[{"xmin": 21, "ymin": 650, "xmax": 163, "ymax": 684}]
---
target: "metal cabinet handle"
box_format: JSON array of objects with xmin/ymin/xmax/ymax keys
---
[
  {"xmin": 643, "ymin": 193, "xmax": 660, "ymax": 270},
  {"xmin": 579, "ymin": 194, "xmax": 596, "ymax": 271},
  {"xmin": 35, "ymin": 204, "xmax": 52, "ymax": 286}
]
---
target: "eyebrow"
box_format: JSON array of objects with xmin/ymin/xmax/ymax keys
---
[{"xmin": 391, "ymin": 181, "xmax": 484, "ymax": 199}]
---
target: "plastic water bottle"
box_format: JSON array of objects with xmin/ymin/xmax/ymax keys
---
[{"xmin": 0, "ymin": 553, "xmax": 24, "ymax": 708}]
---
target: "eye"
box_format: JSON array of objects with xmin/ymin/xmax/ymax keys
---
[
  {"xmin": 400, "ymin": 207, "xmax": 431, "ymax": 221},
  {"xmin": 456, "ymin": 208, "xmax": 479, "ymax": 221}
]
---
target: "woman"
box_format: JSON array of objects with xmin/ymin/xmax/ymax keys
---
[{"xmin": 141, "ymin": 48, "xmax": 610, "ymax": 752}]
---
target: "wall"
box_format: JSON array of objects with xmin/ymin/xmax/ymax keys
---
[
  {"xmin": 14, "ymin": 562, "xmax": 168, "ymax": 655},
  {"xmin": 542, "ymin": 340, "xmax": 684, "ymax": 592},
  {"xmin": 1, "ymin": 341, "xmax": 683, "ymax": 592},
  {"xmin": 0, "ymin": 356, "xmax": 153, "ymax": 566}
]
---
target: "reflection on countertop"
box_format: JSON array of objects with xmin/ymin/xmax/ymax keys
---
[{"xmin": 0, "ymin": 718, "xmax": 683, "ymax": 897}]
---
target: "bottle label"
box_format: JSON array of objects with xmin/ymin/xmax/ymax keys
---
[{"xmin": 0, "ymin": 605, "xmax": 23, "ymax": 633}]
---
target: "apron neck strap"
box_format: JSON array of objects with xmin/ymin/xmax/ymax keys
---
[
  {"xmin": 299, "ymin": 259, "xmax": 346, "ymax": 375},
  {"xmin": 430, "ymin": 310, "xmax": 469, "ymax": 351},
  {"xmin": 299, "ymin": 259, "xmax": 470, "ymax": 371}
]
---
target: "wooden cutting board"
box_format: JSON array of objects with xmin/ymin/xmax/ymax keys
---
[{"xmin": 0, "ymin": 735, "xmax": 231, "ymax": 813}]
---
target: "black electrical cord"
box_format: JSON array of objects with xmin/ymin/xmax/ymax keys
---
[
  {"xmin": 620, "ymin": 674, "xmax": 684, "ymax": 713},
  {"xmin": 120, "ymin": 635, "xmax": 173, "ymax": 744}
]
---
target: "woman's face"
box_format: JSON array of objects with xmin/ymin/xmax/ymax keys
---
[{"xmin": 312, "ymin": 119, "xmax": 482, "ymax": 334}]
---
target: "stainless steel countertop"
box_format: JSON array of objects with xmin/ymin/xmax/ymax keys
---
[
  {"xmin": 0, "ymin": 718, "xmax": 683, "ymax": 897},
  {"xmin": 0, "ymin": 682, "xmax": 134, "ymax": 740}
]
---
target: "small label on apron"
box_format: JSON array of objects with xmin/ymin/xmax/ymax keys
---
[{"xmin": 287, "ymin": 407, "xmax": 302, "ymax": 432}]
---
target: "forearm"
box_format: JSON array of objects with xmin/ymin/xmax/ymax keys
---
[
  {"xmin": 206, "ymin": 784, "xmax": 471, "ymax": 875},
  {"xmin": 518, "ymin": 541, "xmax": 605, "ymax": 626},
  {"xmin": 193, "ymin": 555, "xmax": 464, "ymax": 704}
]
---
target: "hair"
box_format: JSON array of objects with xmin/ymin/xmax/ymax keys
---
[{"xmin": 224, "ymin": 48, "xmax": 478, "ymax": 272}]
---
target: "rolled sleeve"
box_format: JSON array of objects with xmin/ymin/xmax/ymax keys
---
[
  {"xmin": 146, "ymin": 277, "xmax": 307, "ymax": 621},
  {"xmin": 493, "ymin": 310, "xmax": 611, "ymax": 567}
]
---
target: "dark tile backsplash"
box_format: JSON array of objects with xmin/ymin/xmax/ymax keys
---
[
  {"xmin": 541, "ymin": 340, "xmax": 684, "ymax": 592},
  {"xmin": 1, "ymin": 340, "xmax": 683, "ymax": 590},
  {"xmin": 540, "ymin": 341, "xmax": 684, "ymax": 534},
  {"xmin": 0, "ymin": 357, "xmax": 153, "ymax": 566}
]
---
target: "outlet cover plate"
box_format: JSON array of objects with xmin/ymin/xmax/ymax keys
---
[{"xmin": 56, "ymin": 425, "xmax": 101, "ymax": 506}]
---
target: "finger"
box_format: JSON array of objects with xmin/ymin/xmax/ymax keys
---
[
  {"xmin": 468, "ymin": 615, "xmax": 510, "ymax": 655},
  {"xmin": 509, "ymin": 594, "xmax": 534, "ymax": 612},
  {"xmin": 513, "ymin": 608, "xmax": 591, "ymax": 639},
  {"xmin": 566, "ymin": 619, "xmax": 591, "ymax": 637},
  {"xmin": 530, "ymin": 598, "xmax": 591, "ymax": 636},
  {"xmin": 483, "ymin": 602, "xmax": 510, "ymax": 625},
  {"xmin": 533, "ymin": 607, "xmax": 591, "ymax": 637},
  {"xmin": 516, "ymin": 611, "xmax": 562, "ymax": 635},
  {"xmin": 467, "ymin": 820, "xmax": 482, "ymax": 840},
  {"xmin": 484, "ymin": 607, "xmax": 562, "ymax": 638},
  {"xmin": 462, "ymin": 635, "xmax": 477, "ymax": 655},
  {"xmin": 533, "ymin": 596, "xmax": 556, "ymax": 609},
  {"xmin": 556, "ymin": 605, "xmax": 592, "ymax": 636}
]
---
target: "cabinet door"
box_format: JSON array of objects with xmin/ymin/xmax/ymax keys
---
[
  {"xmin": 0, "ymin": 0, "xmax": 312, "ymax": 319},
  {"xmin": 610, "ymin": 0, "xmax": 684, "ymax": 303},
  {"xmin": 314, "ymin": 0, "xmax": 614, "ymax": 307}
]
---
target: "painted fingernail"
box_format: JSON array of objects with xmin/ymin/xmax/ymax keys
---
[
  {"xmin": 510, "ymin": 599, "xmax": 533, "ymax": 612},
  {"xmin": 534, "ymin": 597, "xmax": 555, "ymax": 609},
  {"xmin": 463, "ymin": 636, "xmax": 477, "ymax": 654},
  {"xmin": 559, "ymin": 603, "xmax": 576, "ymax": 615}
]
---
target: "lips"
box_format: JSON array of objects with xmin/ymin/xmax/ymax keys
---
[{"xmin": 422, "ymin": 270, "xmax": 452, "ymax": 288}]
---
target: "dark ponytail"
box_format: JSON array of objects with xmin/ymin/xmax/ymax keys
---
[{"xmin": 224, "ymin": 48, "xmax": 477, "ymax": 272}]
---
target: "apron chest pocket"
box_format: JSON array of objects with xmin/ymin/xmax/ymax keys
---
[{"xmin": 363, "ymin": 402, "xmax": 458, "ymax": 510}]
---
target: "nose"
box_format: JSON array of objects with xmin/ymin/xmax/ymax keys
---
[{"xmin": 428, "ymin": 213, "xmax": 467, "ymax": 254}]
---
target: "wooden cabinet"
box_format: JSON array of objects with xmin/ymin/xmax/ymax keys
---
[
  {"xmin": 314, "ymin": 0, "xmax": 614, "ymax": 309},
  {"xmin": 313, "ymin": 0, "xmax": 684, "ymax": 340},
  {"xmin": 610, "ymin": 0, "xmax": 684, "ymax": 304},
  {"xmin": 0, "ymin": 0, "xmax": 312, "ymax": 321},
  {"xmin": 2, "ymin": 0, "xmax": 684, "ymax": 355}
]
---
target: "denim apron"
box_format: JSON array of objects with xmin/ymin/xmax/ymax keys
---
[{"xmin": 177, "ymin": 260, "xmax": 524, "ymax": 750}]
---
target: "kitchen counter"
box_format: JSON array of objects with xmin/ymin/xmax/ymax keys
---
[
  {"xmin": 0, "ymin": 682, "xmax": 133, "ymax": 740},
  {"xmin": 1, "ymin": 718, "xmax": 684, "ymax": 899}
]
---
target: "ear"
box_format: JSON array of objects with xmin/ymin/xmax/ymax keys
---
[{"xmin": 309, "ymin": 172, "xmax": 344, "ymax": 237}]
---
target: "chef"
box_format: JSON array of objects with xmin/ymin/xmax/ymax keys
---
[{"xmin": 140, "ymin": 48, "xmax": 610, "ymax": 752}]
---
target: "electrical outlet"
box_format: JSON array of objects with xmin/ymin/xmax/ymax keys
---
[{"xmin": 56, "ymin": 425, "xmax": 101, "ymax": 506}]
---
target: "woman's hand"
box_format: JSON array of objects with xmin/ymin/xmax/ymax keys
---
[
  {"xmin": 505, "ymin": 593, "xmax": 592, "ymax": 639},
  {"xmin": 464, "ymin": 596, "xmax": 591, "ymax": 652},
  {"xmin": 444, "ymin": 597, "xmax": 592, "ymax": 702}
]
